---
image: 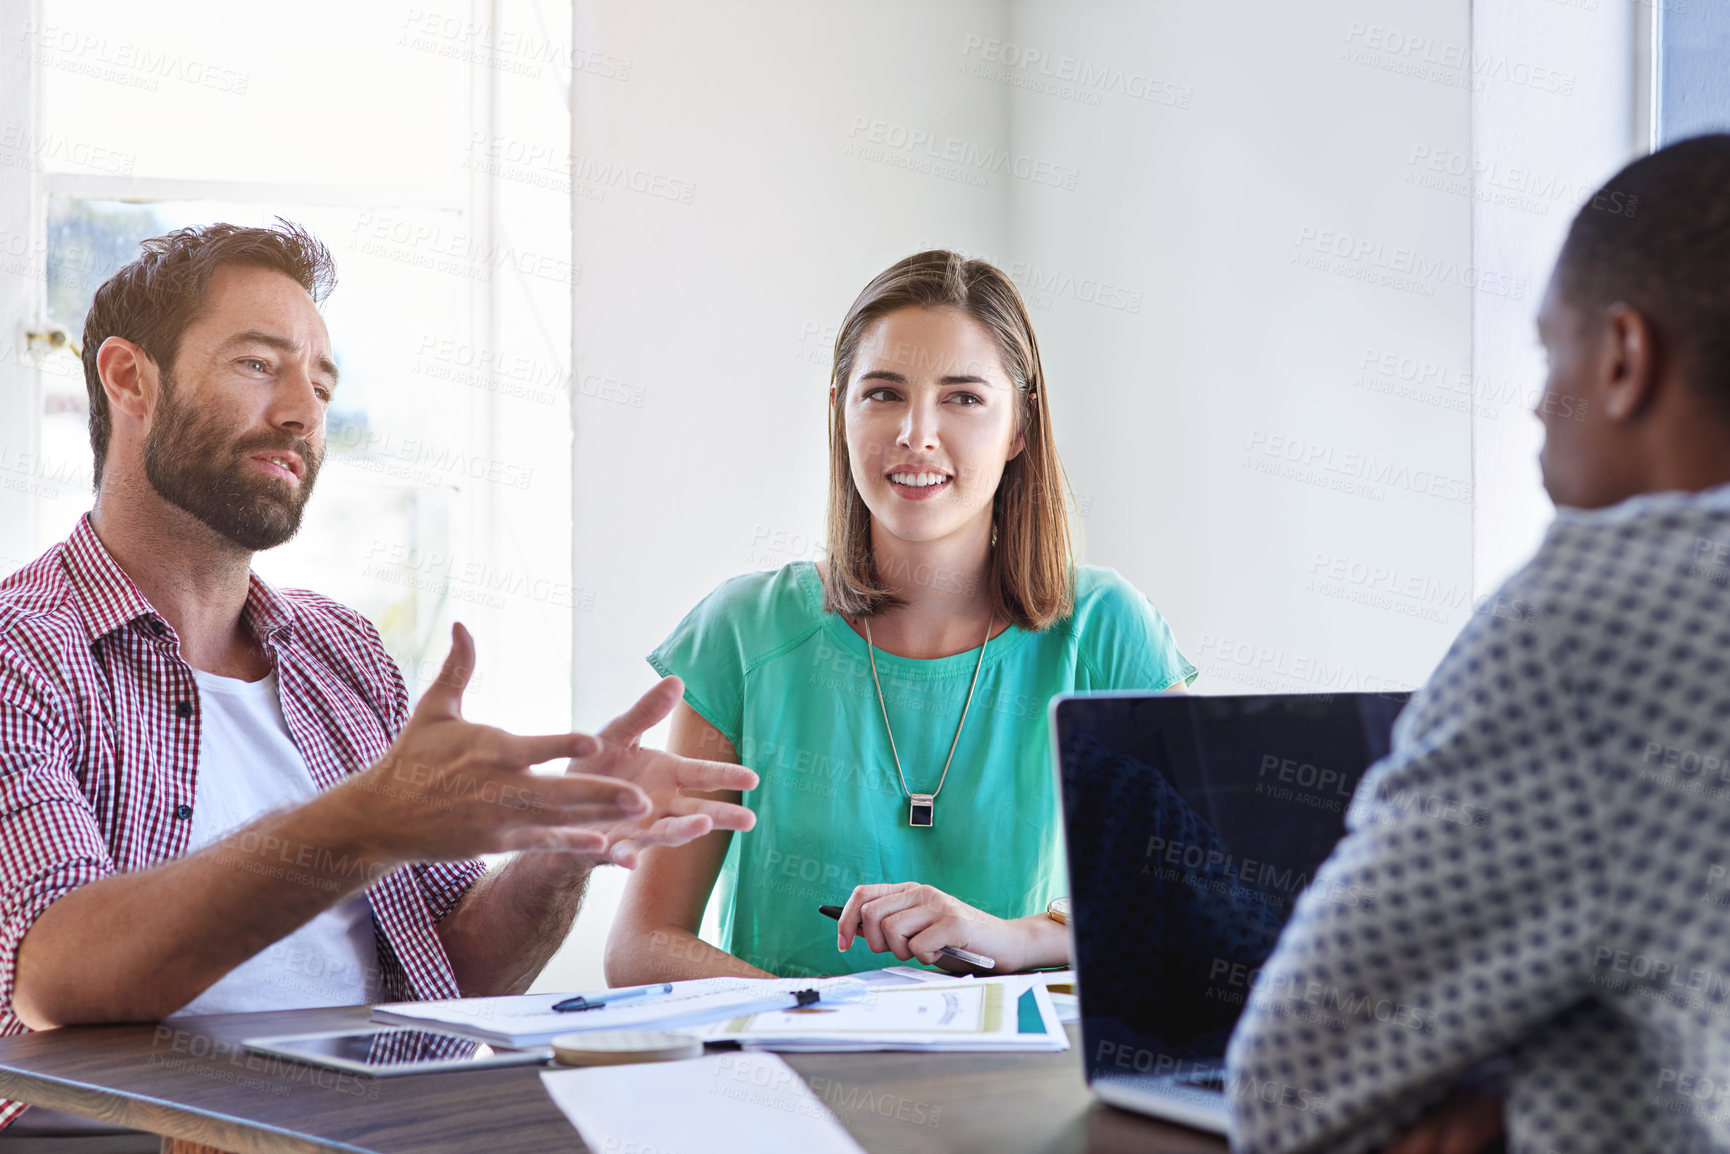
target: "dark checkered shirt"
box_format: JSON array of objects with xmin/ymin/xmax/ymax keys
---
[{"xmin": 0, "ymin": 516, "xmax": 485, "ymax": 1130}]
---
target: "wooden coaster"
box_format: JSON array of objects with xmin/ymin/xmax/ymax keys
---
[{"xmin": 550, "ymin": 1030, "xmax": 705, "ymax": 1067}]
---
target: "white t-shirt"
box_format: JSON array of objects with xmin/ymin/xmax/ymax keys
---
[{"xmin": 171, "ymin": 668, "xmax": 382, "ymax": 1016}]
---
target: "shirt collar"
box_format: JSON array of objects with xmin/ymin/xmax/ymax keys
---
[
  {"xmin": 62, "ymin": 515, "xmax": 162, "ymax": 644},
  {"xmin": 243, "ymin": 569, "xmax": 296, "ymax": 644},
  {"xmin": 61, "ymin": 513, "xmax": 296, "ymax": 647}
]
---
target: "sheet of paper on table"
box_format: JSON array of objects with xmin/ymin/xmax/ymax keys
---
[
  {"xmin": 694, "ymin": 975, "xmax": 1069, "ymax": 1053},
  {"xmin": 1030, "ymin": 970, "xmax": 1081, "ymax": 1024},
  {"xmin": 373, "ymin": 976, "xmax": 867, "ymax": 1048},
  {"xmin": 855, "ymin": 965, "xmax": 959, "ymax": 986},
  {"xmin": 542, "ymin": 1052, "xmax": 867, "ymax": 1154}
]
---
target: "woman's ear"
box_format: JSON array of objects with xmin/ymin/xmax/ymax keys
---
[{"xmin": 1006, "ymin": 385, "xmax": 1036, "ymax": 461}]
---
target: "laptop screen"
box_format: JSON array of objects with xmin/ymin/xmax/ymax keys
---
[{"xmin": 1054, "ymin": 692, "xmax": 1409, "ymax": 1082}]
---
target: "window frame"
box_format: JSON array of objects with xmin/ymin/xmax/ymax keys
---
[
  {"xmin": 1656, "ymin": 0, "xmax": 1730, "ymax": 145},
  {"xmin": 0, "ymin": 0, "xmax": 496, "ymax": 572}
]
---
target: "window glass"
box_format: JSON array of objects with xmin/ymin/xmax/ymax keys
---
[
  {"xmin": 41, "ymin": 198, "xmax": 474, "ymax": 694},
  {"xmin": 34, "ymin": 0, "xmax": 466, "ymax": 191},
  {"xmin": 1659, "ymin": 4, "xmax": 1730, "ymax": 143}
]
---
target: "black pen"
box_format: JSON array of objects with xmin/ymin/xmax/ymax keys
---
[
  {"xmin": 552, "ymin": 982, "xmax": 674, "ymax": 1013},
  {"xmin": 818, "ymin": 904, "xmax": 996, "ymax": 969}
]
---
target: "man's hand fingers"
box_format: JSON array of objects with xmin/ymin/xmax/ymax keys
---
[
  {"xmin": 416, "ymin": 623, "xmax": 476, "ymax": 720},
  {"xmin": 597, "ymin": 677, "xmax": 684, "ymax": 747},
  {"xmin": 660, "ymin": 794, "xmax": 755, "ymax": 831},
  {"xmin": 671, "ymin": 757, "xmax": 759, "ymax": 795},
  {"xmin": 628, "ymin": 814, "xmax": 713, "ymax": 850},
  {"xmin": 520, "ymin": 802, "xmax": 641, "ymax": 825},
  {"xmin": 513, "ymin": 732, "xmax": 605, "ymax": 767},
  {"xmin": 1384, "ymin": 1122, "xmax": 1439, "ymax": 1154},
  {"xmin": 527, "ymin": 774, "xmax": 650, "ymax": 818},
  {"xmin": 1439, "ymin": 1097, "xmax": 1504, "ymax": 1154},
  {"xmin": 1386, "ymin": 1092, "xmax": 1502, "ymax": 1154},
  {"xmin": 498, "ymin": 826, "xmax": 607, "ymax": 855}
]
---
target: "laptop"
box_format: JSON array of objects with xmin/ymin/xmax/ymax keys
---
[{"xmin": 1052, "ymin": 691, "xmax": 1410, "ymax": 1133}]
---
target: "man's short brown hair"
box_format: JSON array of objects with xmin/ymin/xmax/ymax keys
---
[{"xmin": 81, "ymin": 219, "xmax": 336, "ymax": 485}]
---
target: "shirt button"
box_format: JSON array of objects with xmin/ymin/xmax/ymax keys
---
[
  {"xmin": 175, "ymin": 701, "xmax": 193, "ymax": 719},
  {"xmin": 174, "ymin": 804, "xmax": 193, "ymax": 820},
  {"xmin": 148, "ymin": 620, "xmax": 166, "ymax": 636}
]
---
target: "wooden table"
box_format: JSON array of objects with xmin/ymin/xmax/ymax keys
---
[{"xmin": 0, "ymin": 1006, "xmax": 1228, "ymax": 1153}]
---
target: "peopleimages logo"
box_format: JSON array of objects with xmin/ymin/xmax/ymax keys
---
[
  {"xmin": 1244, "ymin": 429, "xmax": 1475, "ymax": 504},
  {"xmin": 0, "ymin": 125, "xmax": 135, "ymax": 174},
  {"xmin": 20, "ymin": 20, "xmax": 251, "ymax": 94},
  {"xmin": 1293, "ymin": 226, "xmax": 1527, "ymax": 300},
  {"xmin": 957, "ymin": 34, "xmax": 1193, "ymax": 109},
  {"xmin": 845, "ymin": 117, "xmax": 1081, "ymax": 190},
  {"xmin": 1341, "ymin": 21, "xmax": 1577, "ymax": 96}
]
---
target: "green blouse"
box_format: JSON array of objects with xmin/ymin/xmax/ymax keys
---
[{"xmin": 648, "ymin": 562, "xmax": 1194, "ymax": 979}]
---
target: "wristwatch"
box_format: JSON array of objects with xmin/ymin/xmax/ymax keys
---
[{"xmin": 1045, "ymin": 897, "xmax": 1071, "ymax": 925}]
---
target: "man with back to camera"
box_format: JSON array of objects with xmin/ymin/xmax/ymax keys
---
[
  {"xmin": 1227, "ymin": 135, "xmax": 1730, "ymax": 1153},
  {"xmin": 0, "ymin": 221, "xmax": 760, "ymax": 1129}
]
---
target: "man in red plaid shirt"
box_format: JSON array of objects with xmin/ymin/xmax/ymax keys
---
[{"xmin": 0, "ymin": 221, "xmax": 756, "ymax": 1126}]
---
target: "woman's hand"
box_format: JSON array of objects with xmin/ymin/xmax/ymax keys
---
[{"xmin": 837, "ymin": 882, "xmax": 1046, "ymax": 974}]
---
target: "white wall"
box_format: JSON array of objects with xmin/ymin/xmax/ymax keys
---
[
  {"xmin": 999, "ymin": 0, "xmax": 1475, "ymax": 696},
  {"xmin": 566, "ymin": 0, "xmax": 1014, "ymax": 725},
  {"xmin": 0, "ymin": 0, "xmax": 44, "ymax": 572},
  {"xmin": 1469, "ymin": 0, "xmax": 1643, "ymax": 594},
  {"xmin": 537, "ymin": 0, "xmax": 1514, "ymax": 993},
  {"xmin": 544, "ymin": 0, "xmax": 1017, "ymax": 992}
]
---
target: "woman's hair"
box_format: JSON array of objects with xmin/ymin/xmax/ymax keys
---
[{"xmin": 822, "ymin": 249, "xmax": 1075, "ymax": 631}]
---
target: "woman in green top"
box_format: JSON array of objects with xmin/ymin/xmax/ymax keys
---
[{"xmin": 607, "ymin": 251, "xmax": 1194, "ymax": 983}]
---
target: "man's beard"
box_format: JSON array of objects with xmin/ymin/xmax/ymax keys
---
[{"xmin": 142, "ymin": 371, "xmax": 325, "ymax": 551}]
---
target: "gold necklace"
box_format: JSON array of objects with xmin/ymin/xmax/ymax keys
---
[{"xmin": 862, "ymin": 613, "xmax": 994, "ymax": 829}]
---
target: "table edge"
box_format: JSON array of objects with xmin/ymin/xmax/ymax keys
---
[{"xmin": 0, "ymin": 1066, "xmax": 370, "ymax": 1154}]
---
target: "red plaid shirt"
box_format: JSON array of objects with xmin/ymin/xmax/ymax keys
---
[{"xmin": 0, "ymin": 516, "xmax": 485, "ymax": 1129}]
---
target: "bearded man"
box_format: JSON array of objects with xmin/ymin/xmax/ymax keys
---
[{"xmin": 0, "ymin": 221, "xmax": 757, "ymax": 1130}]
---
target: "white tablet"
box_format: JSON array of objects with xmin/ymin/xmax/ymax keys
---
[{"xmin": 243, "ymin": 1027, "xmax": 550, "ymax": 1077}]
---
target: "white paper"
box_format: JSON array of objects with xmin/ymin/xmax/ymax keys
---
[
  {"xmin": 541, "ymin": 1052, "xmax": 867, "ymax": 1154},
  {"xmin": 855, "ymin": 965, "xmax": 967, "ymax": 987},
  {"xmin": 1049, "ymin": 992, "xmax": 1081, "ymax": 1025},
  {"xmin": 733, "ymin": 985, "xmax": 994, "ymax": 1034},
  {"xmin": 373, "ymin": 976, "xmax": 866, "ymax": 1047},
  {"xmin": 697, "ymin": 976, "xmax": 1068, "ymax": 1053}
]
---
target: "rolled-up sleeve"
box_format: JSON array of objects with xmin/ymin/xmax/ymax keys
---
[
  {"xmin": 411, "ymin": 859, "xmax": 488, "ymax": 923},
  {"xmin": 0, "ymin": 650, "xmax": 115, "ymax": 1032}
]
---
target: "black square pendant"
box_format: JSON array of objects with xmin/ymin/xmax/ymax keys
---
[{"xmin": 909, "ymin": 794, "xmax": 934, "ymax": 828}]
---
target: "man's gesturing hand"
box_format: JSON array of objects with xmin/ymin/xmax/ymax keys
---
[
  {"xmin": 567, "ymin": 676, "xmax": 759, "ymax": 868},
  {"xmin": 339, "ymin": 624, "xmax": 653, "ymax": 861},
  {"xmin": 1384, "ymin": 1087, "xmax": 1505, "ymax": 1154}
]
